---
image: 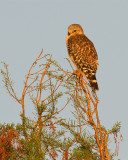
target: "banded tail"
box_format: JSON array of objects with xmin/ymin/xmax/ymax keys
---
[
  {"xmin": 82, "ymin": 68, "xmax": 99, "ymax": 91},
  {"xmin": 87, "ymin": 73, "xmax": 99, "ymax": 91}
]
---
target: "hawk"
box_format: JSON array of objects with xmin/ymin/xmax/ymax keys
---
[{"xmin": 66, "ymin": 24, "xmax": 99, "ymax": 91}]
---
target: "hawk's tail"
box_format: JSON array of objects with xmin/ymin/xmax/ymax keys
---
[
  {"xmin": 87, "ymin": 74, "xmax": 99, "ymax": 91},
  {"xmin": 89, "ymin": 79, "xmax": 99, "ymax": 91}
]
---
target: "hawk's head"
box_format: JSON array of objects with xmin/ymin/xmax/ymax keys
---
[
  {"xmin": 67, "ymin": 24, "xmax": 84, "ymax": 36},
  {"xmin": 66, "ymin": 24, "xmax": 84, "ymax": 46}
]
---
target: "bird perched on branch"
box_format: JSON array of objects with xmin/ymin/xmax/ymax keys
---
[{"xmin": 66, "ymin": 24, "xmax": 99, "ymax": 91}]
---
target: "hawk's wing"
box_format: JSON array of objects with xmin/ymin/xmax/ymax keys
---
[{"xmin": 67, "ymin": 34, "xmax": 98, "ymax": 72}]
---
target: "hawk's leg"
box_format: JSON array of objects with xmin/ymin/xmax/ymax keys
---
[
  {"xmin": 72, "ymin": 70, "xmax": 81, "ymax": 81},
  {"xmin": 72, "ymin": 70, "xmax": 84, "ymax": 88}
]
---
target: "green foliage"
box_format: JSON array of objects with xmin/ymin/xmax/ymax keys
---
[
  {"xmin": 109, "ymin": 122, "xmax": 121, "ymax": 134},
  {"xmin": 70, "ymin": 144, "xmax": 100, "ymax": 160}
]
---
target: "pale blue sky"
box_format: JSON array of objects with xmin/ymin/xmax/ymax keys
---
[{"xmin": 0, "ymin": 1, "xmax": 128, "ymax": 159}]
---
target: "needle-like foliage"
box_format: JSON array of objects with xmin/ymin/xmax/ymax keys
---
[{"xmin": 0, "ymin": 50, "xmax": 122, "ymax": 160}]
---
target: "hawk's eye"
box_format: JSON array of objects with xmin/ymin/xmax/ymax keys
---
[{"xmin": 73, "ymin": 30, "xmax": 77, "ymax": 33}]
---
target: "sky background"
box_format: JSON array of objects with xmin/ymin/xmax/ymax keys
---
[{"xmin": 0, "ymin": 0, "xmax": 128, "ymax": 159}]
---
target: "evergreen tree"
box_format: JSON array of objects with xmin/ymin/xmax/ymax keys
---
[{"xmin": 1, "ymin": 50, "xmax": 122, "ymax": 159}]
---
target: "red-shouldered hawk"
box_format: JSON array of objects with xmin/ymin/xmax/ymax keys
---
[{"xmin": 66, "ymin": 24, "xmax": 99, "ymax": 91}]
